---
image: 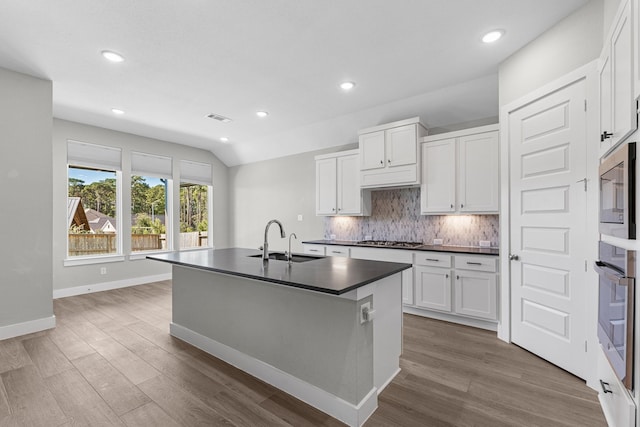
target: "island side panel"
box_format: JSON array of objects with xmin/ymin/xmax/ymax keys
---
[{"xmin": 171, "ymin": 265, "xmax": 374, "ymax": 405}]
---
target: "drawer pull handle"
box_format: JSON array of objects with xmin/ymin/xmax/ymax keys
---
[
  {"xmin": 445, "ymin": 274, "xmax": 449, "ymax": 278},
  {"xmin": 332, "ymin": 251, "xmax": 343, "ymax": 254},
  {"xmin": 309, "ymin": 249, "xmax": 319, "ymax": 252},
  {"xmin": 425, "ymin": 258, "xmax": 440, "ymax": 262},
  {"xmin": 600, "ymin": 380, "xmax": 613, "ymax": 394},
  {"xmin": 466, "ymin": 262, "xmax": 482, "ymax": 266}
]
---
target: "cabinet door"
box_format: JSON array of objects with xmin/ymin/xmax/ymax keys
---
[
  {"xmin": 611, "ymin": 0, "xmax": 635, "ymax": 148},
  {"xmin": 386, "ymin": 124, "xmax": 417, "ymax": 167},
  {"xmin": 599, "ymin": 48, "xmax": 613, "ymax": 155},
  {"xmin": 420, "ymin": 139, "xmax": 456, "ymax": 213},
  {"xmin": 337, "ymin": 154, "xmax": 361, "ymax": 215},
  {"xmin": 458, "ymin": 132, "xmax": 499, "ymax": 212},
  {"xmin": 359, "ymin": 131, "xmax": 386, "ymax": 170},
  {"xmin": 414, "ymin": 266, "xmax": 452, "ymax": 312},
  {"xmin": 402, "ymin": 269, "xmax": 414, "ymax": 305},
  {"xmin": 454, "ymin": 270, "xmax": 497, "ymax": 320},
  {"xmin": 315, "ymin": 158, "xmax": 337, "ymax": 215}
]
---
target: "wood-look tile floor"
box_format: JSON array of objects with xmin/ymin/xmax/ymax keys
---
[{"xmin": 0, "ymin": 280, "xmax": 607, "ymax": 426}]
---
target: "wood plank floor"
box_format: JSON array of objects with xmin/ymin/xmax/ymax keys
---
[{"xmin": 0, "ymin": 281, "xmax": 606, "ymax": 426}]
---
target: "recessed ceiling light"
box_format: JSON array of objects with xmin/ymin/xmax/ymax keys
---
[
  {"xmin": 111, "ymin": 108, "xmax": 125, "ymax": 115},
  {"xmin": 256, "ymin": 111, "xmax": 269, "ymax": 118},
  {"xmin": 101, "ymin": 50, "xmax": 125, "ymax": 62},
  {"xmin": 482, "ymin": 30, "xmax": 505, "ymax": 43},
  {"xmin": 340, "ymin": 81, "xmax": 356, "ymax": 91},
  {"xmin": 220, "ymin": 137, "xmax": 229, "ymax": 143}
]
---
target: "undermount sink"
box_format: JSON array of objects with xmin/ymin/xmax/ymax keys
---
[{"xmin": 248, "ymin": 252, "xmax": 321, "ymax": 263}]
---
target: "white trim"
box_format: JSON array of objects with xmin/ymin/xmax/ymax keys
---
[
  {"xmin": 170, "ymin": 322, "xmax": 378, "ymax": 427},
  {"xmin": 53, "ymin": 273, "xmax": 171, "ymax": 299},
  {"xmin": 403, "ymin": 306, "xmax": 498, "ymax": 331},
  {"xmin": 419, "ymin": 123, "xmax": 499, "ymax": 143},
  {"xmin": 129, "ymin": 251, "xmax": 173, "ymax": 261},
  {"xmin": 0, "ymin": 315, "xmax": 56, "ymax": 340},
  {"xmin": 64, "ymin": 254, "xmax": 126, "ymax": 267},
  {"xmin": 498, "ymin": 61, "xmax": 596, "ymax": 344}
]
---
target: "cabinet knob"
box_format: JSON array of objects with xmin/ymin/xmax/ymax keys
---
[
  {"xmin": 456, "ymin": 275, "xmax": 460, "ymax": 280},
  {"xmin": 331, "ymin": 208, "xmax": 335, "ymax": 211},
  {"xmin": 445, "ymin": 274, "xmax": 449, "ymax": 278},
  {"xmin": 450, "ymin": 204, "xmax": 454, "ymax": 209},
  {"xmin": 380, "ymin": 160, "xmax": 383, "ymax": 165},
  {"xmin": 460, "ymin": 203, "xmax": 464, "ymax": 208},
  {"xmin": 601, "ymin": 131, "xmax": 613, "ymax": 142},
  {"xmin": 388, "ymin": 159, "xmax": 391, "ymax": 164}
]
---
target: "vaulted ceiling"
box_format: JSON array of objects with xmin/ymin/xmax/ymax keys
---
[{"xmin": 0, "ymin": 0, "xmax": 588, "ymax": 166}]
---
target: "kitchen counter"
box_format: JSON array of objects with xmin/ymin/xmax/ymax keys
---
[
  {"xmin": 147, "ymin": 247, "xmax": 405, "ymax": 426},
  {"xmin": 303, "ymin": 239, "xmax": 500, "ymax": 256},
  {"xmin": 147, "ymin": 247, "xmax": 411, "ymax": 295}
]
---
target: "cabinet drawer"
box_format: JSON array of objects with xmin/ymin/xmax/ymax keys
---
[
  {"xmin": 596, "ymin": 345, "xmax": 635, "ymax": 427},
  {"xmin": 413, "ymin": 252, "xmax": 452, "ymax": 268},
  {"xmin": 350, "ymin": 247, "xmax": 412, "ymax": 263},
  {"xmin": 326, "ymin": 246, "xmax": 350, "ymax": 257},
  {"xmin": 303, "ymin": 245, "xmax": 326, "ymax": 256},
  {"xmin": 455, "ymin": 255, "xmax": 497, "ymax": 272}
]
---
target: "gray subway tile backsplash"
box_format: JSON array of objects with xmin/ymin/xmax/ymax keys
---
[{"xmin": 324, "ymin": 188, "xmax": 499, "ymax": 247}]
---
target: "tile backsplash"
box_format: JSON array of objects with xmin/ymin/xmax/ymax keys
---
[{"xmin": 324, "ymin": 187, "xmax": 499, "ymax": 247}]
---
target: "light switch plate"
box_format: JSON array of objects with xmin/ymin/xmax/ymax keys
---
[
  {"xmin": 433, "ymin": 239, "xmax": 443, "ymax": 245},
  {"xmin": 479, "ymin": 240, "xmax": 491, "ymax": 247},
  {"xmin": 364, "ymin": 235, "xmax": 372, "ymax": 240}
]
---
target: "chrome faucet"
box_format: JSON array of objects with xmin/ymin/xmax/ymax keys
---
[
  {"xmin": 287, "ymin": 233, "xmax": 297, "ymax": 264},
  {"xmin": 262, "ymin": 219, "xmax": 286, "ymax": 261}
]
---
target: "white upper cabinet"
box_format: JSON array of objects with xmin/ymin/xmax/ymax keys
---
[
  {"xmin": 315, "ymin": 149, "xmax": 371, "ymax": 216},
  {"xmin": 420, "ymin": 138, "xmax": 456, "ymax": 213},
  {"xmin": 420, "ymin": 125, "xmax": 499, "ymax": 214},
  {"xmin": 358, "ymin": 117, "xmax": 428, "ymax": 188},
  {"xmin": 599, "ymin": 0, "xmax": 636, "ymax": 156}
]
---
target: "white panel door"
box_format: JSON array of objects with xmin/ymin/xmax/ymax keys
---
[
  {"xmin": 509, "ymin": 78, "xmax": 588, "ymax": 379},
  {"xmin": 359, "ymin": 131, "xmax": 385, "ymax": 170},
  {"xmin": 420, "ymin": 139, "xmax": 456, "ymax": 213},
  {"xmin": 386, "ymin": 124, "xmax": 417, "ymax": 167},
  {"xmin": 336, "ymin": 154, "xmax": 361, "ymax": 215},
  {"xmin": 414, "ymin": 266, "xmax": 452, "ymax": 312},
  {"xmin": 315, "ymin": 158, "xmax": 336, "ymax": 215},
  {"xmin": 459, "ymin": 131, "xmax": 499, "ymax": 212}
]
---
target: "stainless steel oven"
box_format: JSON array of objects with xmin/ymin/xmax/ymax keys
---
[
  {"xmin": 599, "ymin": 142, "xmax": 636, "ymax": 239},
  {"xmin": 595, "ymin": 241, "xmax": 636, "ymax": 390}
]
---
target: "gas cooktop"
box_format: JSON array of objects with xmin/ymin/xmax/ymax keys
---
[{"xmin": 356, "ymin": 240, "xmax": 424, "ymax": 248}]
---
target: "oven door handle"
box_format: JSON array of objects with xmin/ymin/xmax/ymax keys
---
[{"xmin": 594, "ymin": 261, "xmax": 635, "ymax": 287}]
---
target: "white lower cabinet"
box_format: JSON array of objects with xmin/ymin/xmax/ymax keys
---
[
  {"xmin": 414, "ymin": 266, "xmax": 452, "ymax": 312},
  {"xmin": 596, "ymin": 345, "xmax": 635, "ymax": 427},
  {"xmin": 413, "ymin": 252, "xmax": 498, "ymax": 324}
]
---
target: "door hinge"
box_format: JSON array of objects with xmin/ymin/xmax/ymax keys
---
[
  {"xmin": 584, "ymin": 99, "xmax": 587, "ymax": 111},
  {"xmin": 584, "ymin": 260, "xmax": 587, "ymax": 272},
  {"xmin": 585, "ymin": 340, "xmax": 588, "ymax": 352}
]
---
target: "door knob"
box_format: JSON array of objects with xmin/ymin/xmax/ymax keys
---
[{"xmin": 509, "ymin": 254, "xmax": 519, "ymax": 261}]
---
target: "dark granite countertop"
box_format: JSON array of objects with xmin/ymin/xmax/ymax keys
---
[
  {"xmin": 302, "ymin": 240, "xmax": 500, "ymax": 256},
  {"xmin": 147, "ymin": 248, "xmax": 412, "ymax": 295}
]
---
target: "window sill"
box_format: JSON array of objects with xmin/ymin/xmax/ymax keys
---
[
  {"xmin": 129, "ymin": 251, "xmax": 173, "ymax": 261},
  {"xmin": 64, "ymin": 255, "xmax": 126, "ymax": 267}
]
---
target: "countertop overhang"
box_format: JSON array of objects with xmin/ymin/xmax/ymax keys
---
[
  {"xmin": 147, "ymin": 248, "xmax": 412, "ymax": 295},
  {"xmin": 303, "ymin": 240, "xmax": 500, "ymax": 256}
]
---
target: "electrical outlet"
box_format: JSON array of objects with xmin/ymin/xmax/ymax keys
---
[
  {"xmin": 100, "ymin": 267, "xmax": 107, "ymax": 275},
  {"xmin": 330, "ymin": 234, "xmax": 336, "ymax": 240},
  {"xmin": 364, "ymin": 235, "xmax": 372, "ymax": 241},
  {"xmin": 297, "ymin": 214, "xmax": 303, "ymax": 221},
  {"xmin": 433, "ymin": 239, "xmax": 443, "ymax": 245},
  {"xmin": 360, "ymin": 302, "xmax": 371, "ymax": 324},
  {"xmin": 479, "ymin": 240, "xmax": 491, "ymax": 248}
]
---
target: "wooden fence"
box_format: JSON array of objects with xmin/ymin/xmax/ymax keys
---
[{"xmin": 69, "ymin": 232, "xmax": 206, "ymax": 256}]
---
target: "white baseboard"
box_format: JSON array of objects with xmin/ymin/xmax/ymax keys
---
[
  {"xmin": 170, "ymin": 322, "xmax": 378, "ymax": 427},
  {"xmin": 403, "ymin": 306, "xmax": 498, "ymax": 332},
  {"xmin": 53, "ymin": 273, "xmax": 172, "ymax": 299},
  {"xmin": 0, "ymin": 315, "xmax": 56, "ymax": 340}
]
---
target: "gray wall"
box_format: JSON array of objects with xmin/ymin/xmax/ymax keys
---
[
  {"xmin": 228, "ymin": 144, "xmax": 355, "ymax": 253},
  {"xmin": 498, "ymin": 0, "xmax": 604, "ymax": 107},
  {"xmin": 52, "ymin": 119, "xmax": 230, "ymax": 291},
  {"xmin": 0, "ymin": 68, "xmax": 53, "ymax": 327}
]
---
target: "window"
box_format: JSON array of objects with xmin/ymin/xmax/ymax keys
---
[
  {"xmin": 180, "ymin": 160, "xmax": 212, "ymax": 250},
  {"xmin": 67, "ymin": 141, "xmax": 122, "ymax": 258},
  {"xmin": 131, "ymin": 152, "xmax": 172, "ymax": 253}
]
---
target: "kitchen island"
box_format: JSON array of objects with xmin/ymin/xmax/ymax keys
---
[{"xmin": 147, "ymin": 248, "xmax": 412, "ymax": 427}]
